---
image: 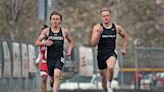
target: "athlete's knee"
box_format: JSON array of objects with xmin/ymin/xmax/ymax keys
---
[
  {"xmin": 42, "ymin": 79, "xmax": 47, "ymax": 83},
  {"xmin": 42, "ymin": 75, "xmax": 47, "ymax": 83},
  {"xmin": 108, "ymin": 67, "xmax": 114, "ymax": 72},
  {"xmin": 100, "ymin": 75, "xmax": 107, "ymax": 83},
  {"xmin": 54, "ymin": 75, "xmax": 60, "ymax": 80}
]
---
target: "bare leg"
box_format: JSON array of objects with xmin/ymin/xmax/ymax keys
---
[
  {"xmin": 106, "ymin": 56, "xmax": 116, "ymax": 83},
  {"xmin": 41, "ymin": 75, "xmax": 48, "ymax": 92},
  {"xmin": 99, "ymin": 69, "xmax": 108, "ymax": 92},
  {"xmin": 53, "ymin": 69, "xmax": 62, "ymax": 92}
]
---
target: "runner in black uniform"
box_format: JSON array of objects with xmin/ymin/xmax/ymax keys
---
[
  {"xmin": 36, "ymin": 10, "xmax": 74, "ymax": 92},
  {"xmin": 91, "ymin": 8, "xmax": 127, "ymax": 92},
  {"xmin": 97, "ymin": 23, "xmax": 117, "ymax": 70},
  {"xmin": 47, "ymin": 27, "xmax": 65, "ymax": 76}
]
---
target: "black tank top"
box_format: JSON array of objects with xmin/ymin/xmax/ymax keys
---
[
  {"xmin": 47, "ymin": 28, "xmax": 64, "ymax": 56},
  {"xmin": 98, "ymin": 23, "xmax": 117, "ymax": 52}
]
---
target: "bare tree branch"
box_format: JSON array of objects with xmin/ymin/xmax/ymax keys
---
[{"xmin": 0, "ymin": 0, "xmax": 41, "ymax": 42}]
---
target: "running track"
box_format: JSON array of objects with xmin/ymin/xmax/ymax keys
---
[{"xmin": 57, "ymin": 89, "xmax": 164, "ymax": 92}]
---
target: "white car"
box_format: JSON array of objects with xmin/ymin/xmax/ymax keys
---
[
  {"xmin": 60, "ymin": 74, "xmax": 119, "ymax": 90},
  {"xmin": 140, "ymin": 73, "xmax": 155, "ymax": 89}
]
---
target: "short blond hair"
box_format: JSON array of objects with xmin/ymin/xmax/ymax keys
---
[{"xmin": 100, "ymin": 8, "xmax": 112, "ymax": 14}]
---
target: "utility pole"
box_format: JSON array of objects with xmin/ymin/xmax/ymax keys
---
[{"xmin": 38, "ymin": 0, "xmax": 59, "ymax": 25}]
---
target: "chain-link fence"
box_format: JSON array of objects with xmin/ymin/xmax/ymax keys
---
[
  {"xmin": 117, "ymin": 48, "xmax": 164, "ymax": 89},
  {"xmin": 1, "ymin": 42, "xmax": 164, "ymax": 91}
]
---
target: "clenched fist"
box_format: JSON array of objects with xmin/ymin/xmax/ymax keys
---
[
  {"xmin": 45, "ymin": 39, "xmax": 53, "ymax": 46},
  {"xmin": 97, "ymin": 24, "xmax": 103, "ymax": 34}
]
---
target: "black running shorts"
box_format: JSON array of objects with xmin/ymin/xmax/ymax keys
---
[
  {"xmin": 97, "ymin": 51, "xmax": 117, "ymax": 70},
  {"xmin": 47, "ymin": 55, "xmax": 65, "ymax": 76}
]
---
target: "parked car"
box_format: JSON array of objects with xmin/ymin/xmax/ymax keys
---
[
  {"xmin": 140, "ymin": 73, "xmax": 155, "ymax": 89},
  {"xmin": 60, "ymin": 74, "xmax": 119, "ymax": 90},
  {"xmin": 156, "ymin": 72, "xmax": 164, "ymax": 88}
]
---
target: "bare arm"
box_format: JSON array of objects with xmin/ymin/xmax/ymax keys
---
[
  {"xmin": 35, "ymin": 51, "xmax": 42, "ymax": 67},
  {"xmin": 35, "ymin": 29, "xmax": 47, "ymax": 46},
  {"xmin": 116, "ymin": 25, "xmax": 127, "ymax": 55},
  {"xmin": 90, "ymin": 24, "xmax": 103, "ymax": 47},
  {"xmin": 35, "ymin": 28, "xmax": 53, "ymax": 46},
  {"xmin": 65, "ymin": 29, "xmax": 74, "ymax": 56}
]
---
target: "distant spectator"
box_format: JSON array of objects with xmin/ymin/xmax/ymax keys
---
[{"xmin": 132, "ymin": 71, "xmax": 143, "ymax": 89}]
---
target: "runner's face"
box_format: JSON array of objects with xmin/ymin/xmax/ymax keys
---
[
  {"xmin": 51, "ymin": 15, "xmax": 61, "ymax": 27},
  {"xmin": 101, "ymin": 11, "xmax": 111, "ymax": 24}
]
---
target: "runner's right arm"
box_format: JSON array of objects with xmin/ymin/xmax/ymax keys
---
[
  {"xmin": 36, "ymin": 28, "xmax": 53, "ymax": 46},
  {"xmin": 35, "ymin": 29, "xmax": 47, "ymax": 46},
  {"xmin": 91, "ymin": 24, "xmax": 103, "ymax": 46}
]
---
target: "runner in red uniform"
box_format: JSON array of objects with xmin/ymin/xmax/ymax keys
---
[{"xmin": 35, "ymin": 25, "xmax": 48, "ymax": 92}]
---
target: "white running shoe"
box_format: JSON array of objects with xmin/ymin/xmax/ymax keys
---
[{"xmin": 107, "ymin": 81, "xmax": 113, "ymax": 92}]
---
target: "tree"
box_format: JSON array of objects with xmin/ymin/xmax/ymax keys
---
[
  {"xmin": 116, "ymin": 0, "xmax": 164, "ymax": 47},
  {"xmin": 0, "ymin": 0, "xmax": 42, "ymax": 43}
]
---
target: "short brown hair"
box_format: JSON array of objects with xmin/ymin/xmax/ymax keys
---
[
  {"xmin": 50, "ymin": 10, "xmax": 62, "ymax": 21},
  {"xmin": 100, "ymin": 8, "xmax": 112, "ymax": 14},
  {"xmin": 41, "ymin": 24, "xmax": 48, "ymax": 30}
]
